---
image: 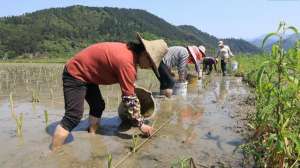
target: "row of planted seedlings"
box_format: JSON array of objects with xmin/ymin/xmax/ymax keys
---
[
  {"xmin": 1, "ymin": 64, "xmax": 203, "ymax": 167},
  {"xmin": 0, "ymin": 63, "xmax": 64, "ymax": 100},
  {"xmin": 0, "ymin": 65, "xmax": 159, "ymax": 137},
  {"xmin": 0, "ymin": 64, "xmax": 65, "ymax": 137}
]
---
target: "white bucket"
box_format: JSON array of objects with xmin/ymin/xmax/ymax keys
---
[
  {"xmin": 173, "ymin": 82, "xmax": 188, "ymax": 96},
  {"xmin": 231, "ymin": 61, "xmax": 238, "ymax": 71}
]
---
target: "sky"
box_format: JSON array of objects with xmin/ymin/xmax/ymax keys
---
[{"xmin": 0, "ymin": 0, "xmax": 299, "ymax": 39}]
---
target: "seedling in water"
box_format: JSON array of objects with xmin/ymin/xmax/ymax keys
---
[
  {"xmin": 31, "ymin": 90, "xmax": 40, "ymax": 102},
  {"xmin": 50, "ymin": 88, "xmax": 54, "ymax": 100},
  {"xmin": 9, "ymin": 92, "xmax": 23, "ymax": 136},
  {"xmin": 171, "ymin": 157, "xmax": 197, "ymax": 168},
  {"xmin": 107, "ymin": 153, "xmax": 112, "ymax": 168},
  {"xmin": 16, "ymin": 113, "xmax": 24, "ymax": 137},
  {"xmin": 131, "ymin": 133, "xmax": 139, "ymax": 153},
  {"xmin": 44, "ymin": 110, "xmax": 49, "ymax": 127}
]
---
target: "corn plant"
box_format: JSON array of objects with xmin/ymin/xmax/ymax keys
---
[{"xmin": 244, "ymin": 22, "xmax": 300, "ymax": 167}]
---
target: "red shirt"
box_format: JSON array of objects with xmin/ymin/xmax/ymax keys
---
[{"xmin": 66, "ymin": 42, "xmax": 137, "ymax": 96}]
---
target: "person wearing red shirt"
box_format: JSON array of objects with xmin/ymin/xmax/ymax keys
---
[{"xmin": 51, "ymin": 33, "xmax": 168, "ymax": 151}]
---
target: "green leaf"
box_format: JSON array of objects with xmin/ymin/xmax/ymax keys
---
[
  {"xmin": 262, "ymin": 32, "xmax": 279, "ymax": 48},
  {"xmin": 256, "ymin": 61, "xmax": 269, "ymax": 94},
  {"xmin": 287, "ymin": 26, "xmax": 299, "ymax": 34}
]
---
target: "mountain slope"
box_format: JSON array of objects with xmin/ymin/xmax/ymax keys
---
[
  {"xmin": 249, "ymin": 33, "xmax": 299, "ymax": 51},
  {"xmin": 178, "ymin": 25, "xmax": 261, "ymax": 54},
  {"xmin": 0, "ymin": 5, "xmax": 261, "ymax": 59}
]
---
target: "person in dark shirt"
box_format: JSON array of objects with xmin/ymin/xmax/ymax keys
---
[{"xmin": 203, "ymin": 56, "xmax": 218, "ymax": 75}]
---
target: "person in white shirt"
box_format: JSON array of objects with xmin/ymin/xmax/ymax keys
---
[{"xmin": 216, "ymin": 41, "xmax": 234, "ymax": 76}]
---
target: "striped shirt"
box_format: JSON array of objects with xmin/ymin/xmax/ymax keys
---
[{"xmin": 162, "ymin": 46, "xmax": 189, "ymax": 76}]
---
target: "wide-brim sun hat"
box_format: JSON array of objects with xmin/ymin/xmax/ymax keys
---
[
  {"xmin": 198, "ymin": 45, "xmax": 206, "ymax": 55},
  {"xmin": 136, "ymin": 32, "xmax": 168, "ymax": 78},
  {"xmin": 218, "ymin": 40, "xmax": 224, "ymax": 47},
  {"xmin": 187, "ymin": 46, "xmax": 203, "ymax": 73}
]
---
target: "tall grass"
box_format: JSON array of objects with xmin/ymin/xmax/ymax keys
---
[{"xmin": 243, "ymin": 22, "xmax": 300, "ymax": 167}]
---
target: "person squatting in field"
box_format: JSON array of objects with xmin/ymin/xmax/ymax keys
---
[
  {"xmin": 51, "ymin": 33, "xmax": 168, "ymax": 151},
  {"xmin": 216, "ymin": 41, "xmax": 234, "ymax": 76},
  {"xmin": 158, "ymin": 45, "xmax": 205, "ymax": 97}
]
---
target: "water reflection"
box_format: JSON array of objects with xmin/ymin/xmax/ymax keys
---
[{"xmin": 214, "ymin": 78, "xmax": 230, "ymax": 104}]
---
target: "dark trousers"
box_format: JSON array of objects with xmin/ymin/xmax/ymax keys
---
[
  {"xmin": 204, "ymin": 64, "xmax": 213, "ymax": 74},
  {"xmin": 203, "ymin": 58, "xmax": 216, "ymax": 75},
  {"xmin": 60, "ymin": 67, "xmax": 105, "ymax": 132},
  {"xmin": 158, "ymin": 62, "xmax": 175, "ymax": 90},
  {"xmin": 221, "ymin": 60, "xmax": 227, "ymax": 75}
]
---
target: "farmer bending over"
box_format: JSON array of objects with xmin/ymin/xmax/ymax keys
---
[
  {"xmin": 158, "ymin": 45, "xmax": 205, "ymax": 97},
  {"xmin": 51, "ymin": 33, "xmax": 168, "ymax": 151},
  {"xmin": 202, "ymin": 56, "xmax": 218, "ymax": 75}
]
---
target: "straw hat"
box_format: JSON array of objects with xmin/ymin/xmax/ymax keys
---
[
  {"xmin": 198, "ymin": 45, "xmax": 206, "ymax": 55},
  {"xmin": 218, "ymin": 40, "xmax": 224, "ymax": 47},
  {"xmin": 136, "ymin": 33, "xmax": 168, "ymax": 78}
]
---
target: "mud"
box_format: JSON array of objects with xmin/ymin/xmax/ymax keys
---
[{"xmin": 0, "ymin": 64, "xmax": 255, "ymax": 168}]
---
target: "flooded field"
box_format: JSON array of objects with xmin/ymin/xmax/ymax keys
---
[{"xmin": 0, "ymin": 63, "xmax": 254, "ymax": 167}]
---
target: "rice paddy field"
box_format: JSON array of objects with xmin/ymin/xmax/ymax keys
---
[{"xmin": 0, "ymin": 63, "xmax": 255, "ymax": 167}]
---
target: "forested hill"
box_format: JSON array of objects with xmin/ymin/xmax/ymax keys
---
[{"xmin": 0, "ymin": 5, "xmax": 261, "ymax": 59}]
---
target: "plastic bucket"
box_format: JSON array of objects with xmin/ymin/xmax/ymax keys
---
[
  {"xmin": 231, "ymin": 61, "xmax": 238, "ymax": 71},
  {"xmin": 118, "ymin": 87, "xmax": 156, "ymax": 121},
  {"xmin": 173, "ymin": 82, "xmax": 188, "ymax": 96}
]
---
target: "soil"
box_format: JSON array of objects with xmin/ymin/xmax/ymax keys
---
[{"xmin": 0, "ymin": 65, "xmax": 255, "ymax": 168}]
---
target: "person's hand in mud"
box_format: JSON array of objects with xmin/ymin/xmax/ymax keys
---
[{"xmin": 139, "ymin": 123, "xmax": 154, "ymax": 137}]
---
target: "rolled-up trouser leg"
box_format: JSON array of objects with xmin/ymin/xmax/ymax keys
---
[
  {"xmin": 85, "ymin": 84, "xmax": 105, "ymax": 118},
  {"xmin": 60, "ymin": 69, "xmax": 87, "ymax": 132}
]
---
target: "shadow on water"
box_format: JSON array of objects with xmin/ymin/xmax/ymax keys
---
[{"xmin": 46, "ymin": 116, "xmax": 134, "ymax": 145}]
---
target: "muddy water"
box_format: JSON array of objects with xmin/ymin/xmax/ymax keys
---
[{"xmin": 0, "ymin": 64, "xmax": 253, "ymax": 168}]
